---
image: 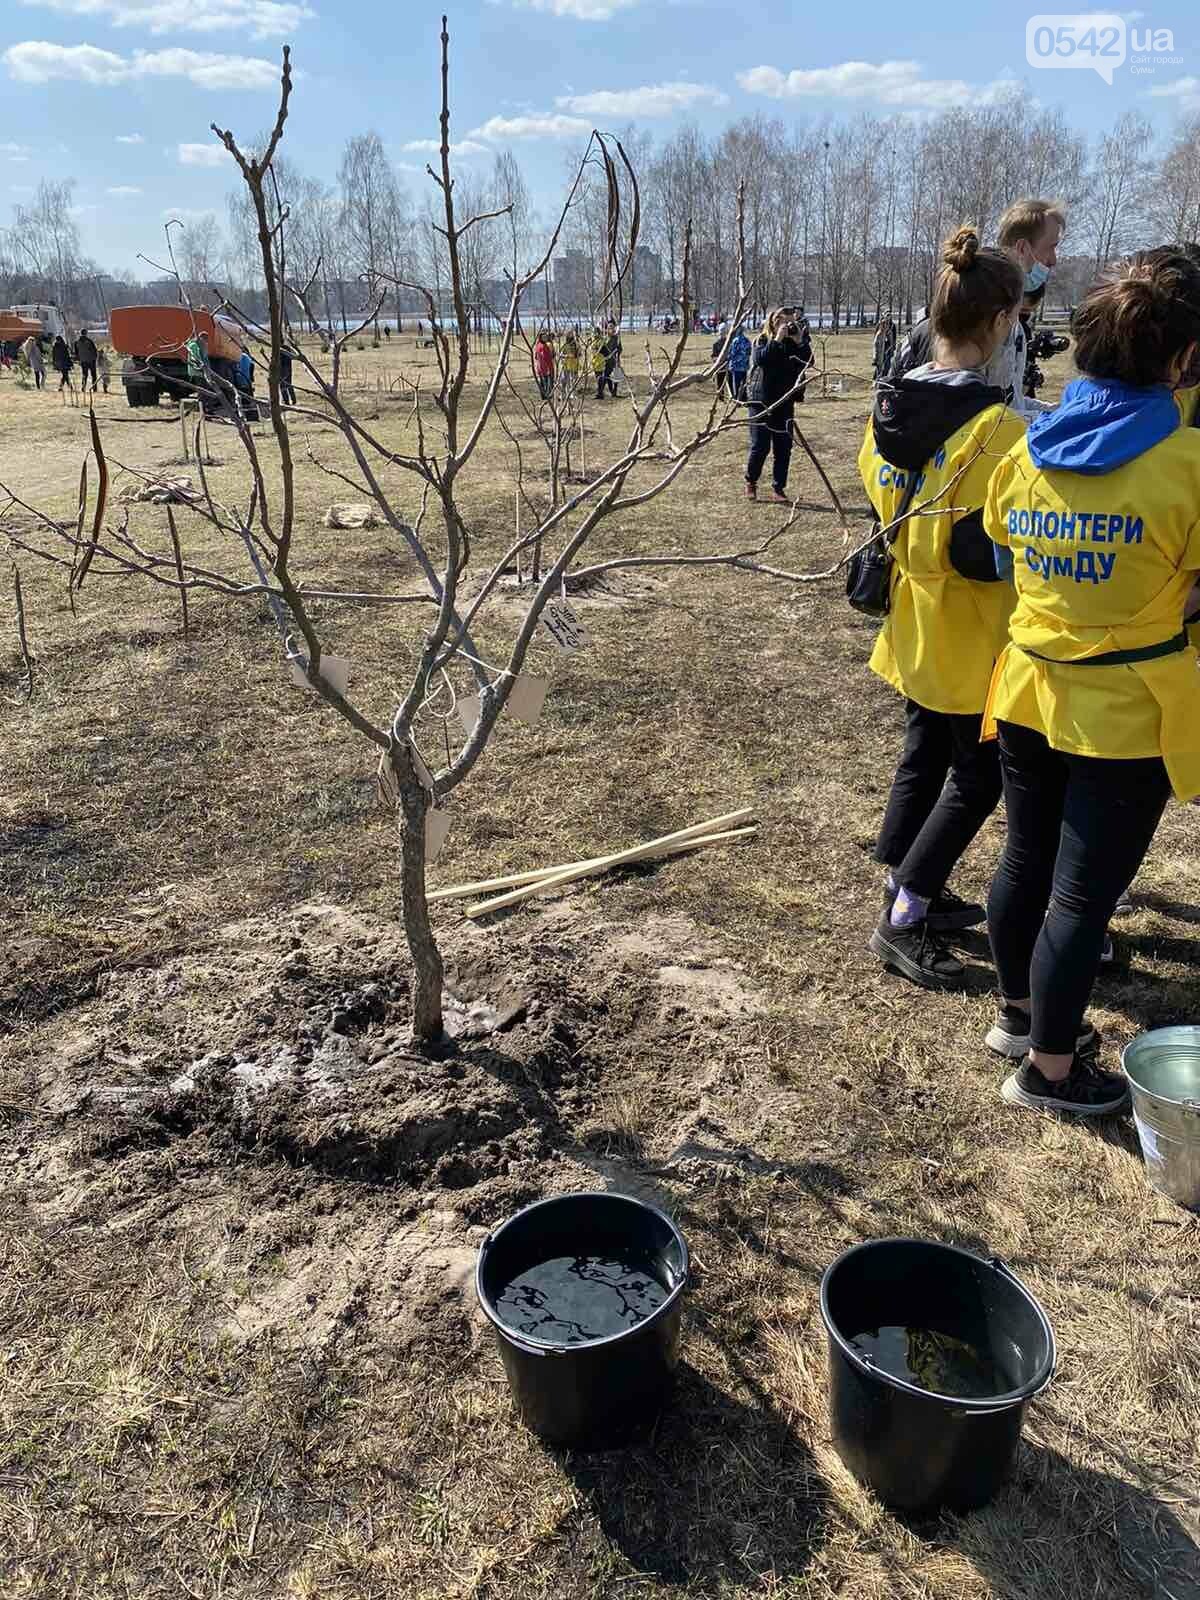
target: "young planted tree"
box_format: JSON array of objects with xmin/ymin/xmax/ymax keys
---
[{"xmin": 0, "ymin": 22, "xmax": 865, "ymax": 1044}]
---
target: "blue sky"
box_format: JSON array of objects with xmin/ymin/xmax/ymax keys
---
[{"xmin": 2, "ymin": 1, "xmax": 1199, "ymax": 275}]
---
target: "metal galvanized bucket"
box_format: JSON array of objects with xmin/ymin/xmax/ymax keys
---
[{"xmin": 1122, "ymin": 1026, "xmax": 1200, "ymax": 1211}]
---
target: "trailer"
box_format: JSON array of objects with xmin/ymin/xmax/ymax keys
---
[{"xmin": 0, "ymin": 313, "xmax": 43, "ymax": 351}]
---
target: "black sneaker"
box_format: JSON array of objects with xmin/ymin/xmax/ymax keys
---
[
  {"xmin": 869, "ymin": 916, "xmax": 965, "ymax": 990},
  {"xmin": 1000, "ymin": 1054, "xmax": 1130, "ymax": 1116},
  {"xmin": 1111, "ymin": 889, "xmax": 1135, "ymax": 918},
  {"xmin": 927, "ymin": 887, "xmax": 986, "ymax": 934},
  {"xmin": 985, "ymin": 1004, "xmax": 1099, "ymax": 1060},
  {"xmin": 880, "ymin": 882, "xmax": 986, "ymax": 933}
]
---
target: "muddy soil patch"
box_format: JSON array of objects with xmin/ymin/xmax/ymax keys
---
[{"xmin": 8, "ymin": 898, "xmax": 768, "ymax": 1350}]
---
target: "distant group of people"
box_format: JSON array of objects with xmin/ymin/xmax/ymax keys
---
[
  {"xmin": 530, "ymin": 321, "xmax": 624, "ymax": 402},
  {"xmin": 183, "ymin": 323, "xmax": 295, "ymax": 411},
  {"xmin": 5, "ymin": 327, "xmax": 111, "ymax": 393},
  {"xmin": 857, "ymin": 194, "xmax": 1200, "ymax": 1119}
]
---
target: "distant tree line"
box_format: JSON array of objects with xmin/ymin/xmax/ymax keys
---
[{"xmin": 1, "ymin": 92, "xmax": 1198, "ymax": 332}]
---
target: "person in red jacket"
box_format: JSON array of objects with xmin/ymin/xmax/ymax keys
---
[{"xmin": 533, "ymin": 331, "xmax": 555, "ymax": 399}]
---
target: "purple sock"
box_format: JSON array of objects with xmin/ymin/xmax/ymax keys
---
[{"xmin": 890, "ymin": 886, "xmax": 929, "ymax": 928}]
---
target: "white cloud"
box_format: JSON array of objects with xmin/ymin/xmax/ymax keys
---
[
  {"xmin": 116, "ymin": 132, "xmax": 144, "ymax": 143},
  {"xmin": 2, "ymin": 141, "xmax": 31, "ymax": 156},
  {"xmin": 510, "ymin": 0, "xmax": 640, "ymax": 17},
  {"xmin": 16, "ymin": 0, "xmax": 313, "ymax": 38},
  {"xmin": 556, "ymin": 81, "xmax": 728, "ymax": 117},
  {"xmin": 162, "ymin": 205, "xmax": 216, "ymax": 221},
  {"xmin": 3, "ymin": 41, "xmax": 279, "ymax": 89},
  {"xmin": 470, "ymin": 112, "xmax": 592, "ymax": 141},
  {"xmin": 401, "ymin": 137, "xmax": 490, "ymax": 157},
  {"xmin": 178, "ymin": 141, "xmax": 234, "ymax": 165},
  {"xmin": 1149, "ymin": 76, "xmax": 1200, "ymax": 108},
  {"xmin": 738, "ymin": 59, "xmax": 993, "ymax": 112},
  {"xmin": 106, "ymin": 184, "xmax": 143, "ymax": 195}
]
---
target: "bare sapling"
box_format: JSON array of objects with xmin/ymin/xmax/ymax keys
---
[{"xmin": 0, "ymin": 21, "xmax": 991, "ymax": 1045}]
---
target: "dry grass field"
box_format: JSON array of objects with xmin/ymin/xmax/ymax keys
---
[{"xmin": 1, "ymin": 330, "xmax": 1197, "ymax": 1600}]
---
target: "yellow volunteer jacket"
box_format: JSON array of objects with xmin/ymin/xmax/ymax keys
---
[
  {"xmin": 858, "ymin": 405, "xmax": 1026, "ymax": 715},
  {"xmin": 984, "ymin": 432, "xmax": 1200, "ymax": 799}
]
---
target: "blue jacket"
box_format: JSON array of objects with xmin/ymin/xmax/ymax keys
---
[
  {"xmin": 728, "ymin": 331, "xmax": 751, "ymax": 372},
  {"xmin": 1026, "ymin": 377, "xmax": 1180, "ymax": 475}
]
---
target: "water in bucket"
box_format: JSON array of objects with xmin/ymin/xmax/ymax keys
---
[
  {"xmin": 849, "ymin": 1323, "xmax": 1009, "ymax": 1399},
  {"xmin": 493, "ymin": 1251, "xmax": 670, "ymax": 1343}
]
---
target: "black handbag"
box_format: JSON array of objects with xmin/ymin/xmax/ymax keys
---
[{"xmin": 845, "ymin": 467, "xmax": 923, "ymax": 618}]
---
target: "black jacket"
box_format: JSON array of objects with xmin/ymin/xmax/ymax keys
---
[
  {"xmin": 746, "ymin": 333, "xmax": 809, "ymax": 409},
  {"xmin": 75, "ymin": 335, "xmax": 97, "ymax": 365},
  {"xmin": 887, "ymin": 317, "xmax": 931, "ymax": 382},
  {"xmin": 51, "ymin": 337, "xmax": 72, "ymax": 372},
  {"xmin": 871, "ymin": 373, "xmax": 1008, "ymax": 581}
]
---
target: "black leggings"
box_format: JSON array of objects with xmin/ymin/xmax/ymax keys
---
[
  {"xmin": 987, "ymin": 719, "xmax": 1171, "ymax": 1053},
  {"xmin": 745, "ymin": 404, "xmax": 793, "ymax": 489},
  {"xmin": 875, "ymin": 699, "xmax": 1003, "ymax": 900}
]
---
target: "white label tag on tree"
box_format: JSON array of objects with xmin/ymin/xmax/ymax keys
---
[
  {"xmin": 458, "ymin": 692, "xmax": 481, "ymax": 741},
  {"xmin": 289, "ymin": 653, "xmax": 350, "ymax": 694},
  {"xmin": 425, "ymin": 806, "xmax": 452, "ymax": 863},
  {"xmin": 410, "ymin": 742, "xmax": 436, "ymax": 793},
  {"xmin": 506, "ymin": 674, "xmax": 548, "ymax": 724},
  {"xmin": 377, "ymin": 742, "xmax": 436, "ymax": 800},
  {"xmin": 540, "ymin": 601, "xmax": 589, "ymax": 653}
]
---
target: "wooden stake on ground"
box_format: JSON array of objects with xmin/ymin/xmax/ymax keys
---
[
  {"xmin": 166, "ymin": 504, "xmax": 189, "ymax": 640},
  {"xmin": 465, "ymin": 825, "xmax": 757, "ymax": 918},
  {"xmin": 430, "ymin": 807, "xmax": 755, "ymax": 903}
]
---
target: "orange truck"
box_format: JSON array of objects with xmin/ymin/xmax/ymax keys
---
[
  {"xmin": 0, "ymin": 313, "xmax": 42, "ymax": 353},
  {"xmin": 109, "ymin": 305, "xmax": 252, "ymax": 409}
]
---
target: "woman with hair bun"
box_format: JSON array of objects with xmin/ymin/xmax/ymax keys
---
[
  {"xmin": 982, "ymin": 248, "xmax": 1200, "ymax": 1117},
  {"xmin": 863, "ymin": 225, "xmax": 1026, "ymax": 989}
]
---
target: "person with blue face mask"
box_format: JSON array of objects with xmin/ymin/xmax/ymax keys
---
[{"xmin": 891, "ymin": 198, "xmax": 1066, "ymax": 419}]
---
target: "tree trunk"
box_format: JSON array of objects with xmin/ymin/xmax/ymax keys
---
[{"xmin": 393, "ymin": 750, "xmax": 444, "ymax": 1041}]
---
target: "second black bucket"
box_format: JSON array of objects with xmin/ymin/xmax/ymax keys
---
[
  {"xmin": 476, "ymin": 1191, "xmax": 690, "ymax": 1450},
  {"xmin": 820, "ymin": 1238, "xmax": 1055, "ymax": 1514}
]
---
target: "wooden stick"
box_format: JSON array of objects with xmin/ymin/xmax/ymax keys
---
[
  {"xmin": 465, "ymin": 823, "xmax": 758, "ymax": 919},
  {"xmin": 429, "ymin": 807, "xmax": 755, "ymax": 903}
]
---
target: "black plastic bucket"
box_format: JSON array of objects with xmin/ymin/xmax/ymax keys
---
[
  {"xmin": 476, "ymin": 1191, "xmax": 690, "ymax": 1449},
  {"xmin": 820, "ymin": 1238, "xmax": 1055, "ymax": 1514}
]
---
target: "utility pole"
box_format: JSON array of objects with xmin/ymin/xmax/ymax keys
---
[{"xmin": 818, "ymin": 140, "xmax": 830, "ymax": 332}]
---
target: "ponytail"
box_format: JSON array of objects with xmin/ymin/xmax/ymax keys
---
[{"xmin": 930, "ymin": 225, "xmax": 1023, "ymax": 348}]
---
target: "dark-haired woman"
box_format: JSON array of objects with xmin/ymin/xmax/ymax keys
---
[
  {"xmin": 862, "ymin": 226, "xmax": 1026, "ymax": 989},
  {"xmin": 744, "ymin": 309, "xmax": 809, "ymax": 501},
  {"xmin": 982, "ymin": 248, "xmax": 1200, "ymax": 1116},
  {"xmin": 51, "ymin": 334, "xmax": 73, "ymax": 391}
]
